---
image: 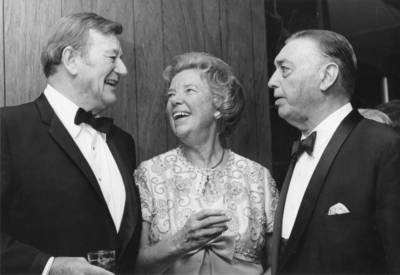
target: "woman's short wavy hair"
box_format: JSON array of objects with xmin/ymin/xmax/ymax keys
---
[{"xmin": 162, "ymin": 52, "xmax": 245, "ymax": 140}]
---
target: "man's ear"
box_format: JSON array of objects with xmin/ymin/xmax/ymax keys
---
[
  {"xmin": 319, "ymin": 62, "xmax": 339, "ymax": 91},
  {"xmin": 61, "ymin": 46, "xmax": 80, "ymax": 75}
]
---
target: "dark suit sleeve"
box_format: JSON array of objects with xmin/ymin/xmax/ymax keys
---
[
  {"xmin": 1, "ymin": 109, "xmax": 51, "ymax": 274},
  {"xmin": 129, "ymin": 134, "xmax": 136, "ymax": 170},
  {"xmin": 1, "ymin": 235, "xmax": 51, "ymax": 273},
  {"xmin": 375, "ymin": 135, "xmax": 400, "ymax": 272},
  {"xmin": 127, "ymin": 134, "xmax": 142, "ymax": 267}
]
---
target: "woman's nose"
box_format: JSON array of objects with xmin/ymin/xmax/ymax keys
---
[
  {"xmin": 168, "ymin": 91, "xmax": 184, "ymax": 105},
  {"xmin": 170, "ymin": 96, "xmax": 182, "ymax": 106}
]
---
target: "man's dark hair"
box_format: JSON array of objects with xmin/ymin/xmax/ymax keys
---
[
  {"xmin": 287, "ymin": 29, "xmax": 358, "ymax": 96},
  {"xmin": 41, "ymin": 12, "xmax": 123, "ymax": 77}
]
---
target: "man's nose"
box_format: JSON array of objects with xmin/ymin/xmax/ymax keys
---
[
  {"xmin": 268, "ymin": 70, "xmax": 278, "ymax": 89},
  {"xmin": 115, "ymin": 58, "xmax": 128, "ymax": 75}
]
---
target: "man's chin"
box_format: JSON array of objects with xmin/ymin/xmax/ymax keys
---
[
  {"xmin": 277, "ymin": 108, "xmax": 297, "ymax": 126},
  {"xmin": 277, "ymin": 107, "xmax": 289, "ymax": 120},
  {"xmin": 102, "ymin": 94, "xmax": 118, "ymax": 107}
]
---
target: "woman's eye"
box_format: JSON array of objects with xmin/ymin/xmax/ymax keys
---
[
  {"xmin": 109, "ymin": 56, "xmax": 117, "ymax": 62},
  {"xmin": 185, "ymin": 88, "xmax": 195, "ymax": 93}
]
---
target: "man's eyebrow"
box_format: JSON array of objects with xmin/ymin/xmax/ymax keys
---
[
  {"xmin": 105, "ymin": 49, "xmax": 122, "ymax": 56},
  {"xmin": 275, "ymin": 59, "xmax": 287, "ymax": 66},
  {"xmin": 275, "ymin": 59, "xmax": 295, "ymax": 70}
]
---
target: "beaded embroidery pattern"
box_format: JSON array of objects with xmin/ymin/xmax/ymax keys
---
[{"xmin": 134, "ymin": 147, "xmax": 279, "ymax": 263}]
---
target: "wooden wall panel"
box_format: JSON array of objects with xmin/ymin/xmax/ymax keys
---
[
  {"xmin": 61, "ymin": 0, "xmax": 92, "ymax": 14},
  {"xmin": 167, "ymin": 0, "xmax": 205, "ymax": 53},
  {"xmin": 134, "ymin": 0, "xmax": 167, "ymax": 161},
  {"xmin": 1, "ymin": 0, "xmax": 272, "ymax": 167},
  {"xmin": 220, "ymin": 0, "xmax": 259, "ymax": 162},
  {"xmin": 91, "ymin": 0, "xmax": 137, "ymax": 141},
  {"xmin": 252, "ymin": 0, "xmax": 272, "ymax": 168},
  {"xmin": 163, "ymin": 0, "xmax": 205, "ymax": 149},
  {"xmin": 0, "ymin": 0, "xmax": 4, "ymax": 107},
  {"xmin": 4, "ymin": 0, "xmax": 61, "ymax": 106},
  {"xmin": 162, "ymin": 0, "xmax": 204, "ymax": 59},
  {"xmin": 202, "ymin": 0, "xmax": 221, "ymax": 57}
]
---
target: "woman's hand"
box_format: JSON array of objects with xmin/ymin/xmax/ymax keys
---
[
  {"xmin": 135, "ymin": 210, "xmax": 231, "ymax": 274},
  {"xmin": 171, "ymin": 209, "xmax": 231, "ymax": 255}
]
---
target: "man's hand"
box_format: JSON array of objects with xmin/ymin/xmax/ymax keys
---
[{"xmin": 49, "ymin": 257, "xmax": 114, "ymax": 275}]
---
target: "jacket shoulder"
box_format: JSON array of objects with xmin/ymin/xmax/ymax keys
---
[
  {"xmin": 110, "ymin": 124, "xmax": 135, "ymax": 146},
  {"xmin": 0, "ymin": 101, "xmax": 38, "ymax": 125},
  {"xmin": 357, "ymin": 118, "xmax": 400, "ymax": 142}
]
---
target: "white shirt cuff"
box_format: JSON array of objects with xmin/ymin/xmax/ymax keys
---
[{"xmin": 42, "ymin": 256, "xmax": 55, "ymax": 275}]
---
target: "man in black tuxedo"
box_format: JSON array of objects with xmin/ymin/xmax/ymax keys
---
[
  {"xmin": 268, "ymin": 29, "xmax": 400, "ymax": 274},
  {"xmin": 1, "ymin": 13, "xmax": 141, "ymax": 274}
]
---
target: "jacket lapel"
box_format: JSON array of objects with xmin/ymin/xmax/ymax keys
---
[
  {"xmin": 106, "ymin": 132, "xmax": 138, "ymax": 260},
  {"xmin": 35, "ymin": 94, "xmax": 109, "ymax": 207},
  {"xmin": 36, "ymin": 94, "xmax": 138, "ymax": 259},
  {"xmin": 271, "ymin": 148, "xmax": 297, "ymax": 275},
  {"xmin": 279, "ymin": 110, "xmax": 363, "ymax": 269}
]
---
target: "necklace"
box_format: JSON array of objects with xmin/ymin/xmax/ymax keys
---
[
  {"xmin": 177, "ymin": 146, "xmax": 226, "ymax": 195},
  {"xmin": 203, "ymin": 149, "xmax": 225, "ymax": 194},
  {"xmin": 210, "ymin": 149, "xmax": 225, "ymax": 169}
]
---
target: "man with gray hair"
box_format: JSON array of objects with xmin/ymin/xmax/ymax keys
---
[
  {"xmin": 268, "ymin": 29, "xmax": 400, "ymax": 274},
  {"xmin": 1, "ymin": 12, "xmax": 141, "ymax": 274}
]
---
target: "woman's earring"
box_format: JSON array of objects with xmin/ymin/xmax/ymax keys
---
[{"xmin": 214, "ymin": 111, "xmax": 222, "ymax": 119}]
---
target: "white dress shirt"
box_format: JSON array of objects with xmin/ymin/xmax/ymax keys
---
[
  {"xmin": 42, "ymin": 85, "xmax": 126, "ymax": 274},
  {"xmin": 281, "ymin": 103, "xmax": 353, "ymax": 239},
  {"xmin": 44, "ymin": 84, "xmax": 126, "ymax": 231}
]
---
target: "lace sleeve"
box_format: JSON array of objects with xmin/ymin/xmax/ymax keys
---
[
  {"xmin": 263, "ymin": 168, "xmax": 279, "ymax": 233},
  {"xmin": 134, "ymin": 163, "xmax": 154, "ymax": 223}
]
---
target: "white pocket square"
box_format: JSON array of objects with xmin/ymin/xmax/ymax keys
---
[{"xmin": 328, "ymin": 203, "xmax": 350, "ymax": 215}]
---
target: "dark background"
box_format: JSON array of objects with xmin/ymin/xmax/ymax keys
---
[{"xmin": 265, "ymin": 0, "xmax": 400, "ymax": 187}]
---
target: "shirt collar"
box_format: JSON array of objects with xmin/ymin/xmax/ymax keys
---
[
  {"xmin": 44, "ymin": 84, "xmax": 82, "ymax": 138},
  {"xmin": 303, "ymin": 103, "xmax": 353, "ymax": 155}
]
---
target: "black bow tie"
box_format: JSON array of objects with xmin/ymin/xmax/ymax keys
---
[
  {"xmin": 74, "ymin": 108, "xmax": 113, "ymax": 134},
  {"xmin": 291, "ymin": 131, "xmax": 317, "ymax": 160}
]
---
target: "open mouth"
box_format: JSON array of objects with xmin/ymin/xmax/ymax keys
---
[
  {"xmin": 172, "ymin": 111, "xmax": 190, "ymax": 120},
  {"xmin": 105, "ymin": 78, "xmax": 119, "ymax": 87}
]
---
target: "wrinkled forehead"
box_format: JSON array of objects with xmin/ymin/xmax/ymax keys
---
[
  {"xmin": 275, "ymin": 38, "xmax": 325, "ymax": 65},
  {"xmin": 86, "ymin": 29, "xmax": 122, "ymax": 52}
]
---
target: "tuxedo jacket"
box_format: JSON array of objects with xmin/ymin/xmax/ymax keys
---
[
  {"xmin": 272, "ymin": 110, "xmax": 400, "ymax": 274},
  {"xmin": 0, "ymin": 94, "xmax": 142, "ymax": 274}
]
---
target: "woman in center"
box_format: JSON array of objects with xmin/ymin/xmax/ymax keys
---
[{"xmin": 134, "ymin": 52, "xmax": 278, "ymax": 274}]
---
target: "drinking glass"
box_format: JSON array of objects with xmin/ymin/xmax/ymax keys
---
[{"xmin": 87, "ymin": 249, "xmax": 116, "ymax": 272}]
